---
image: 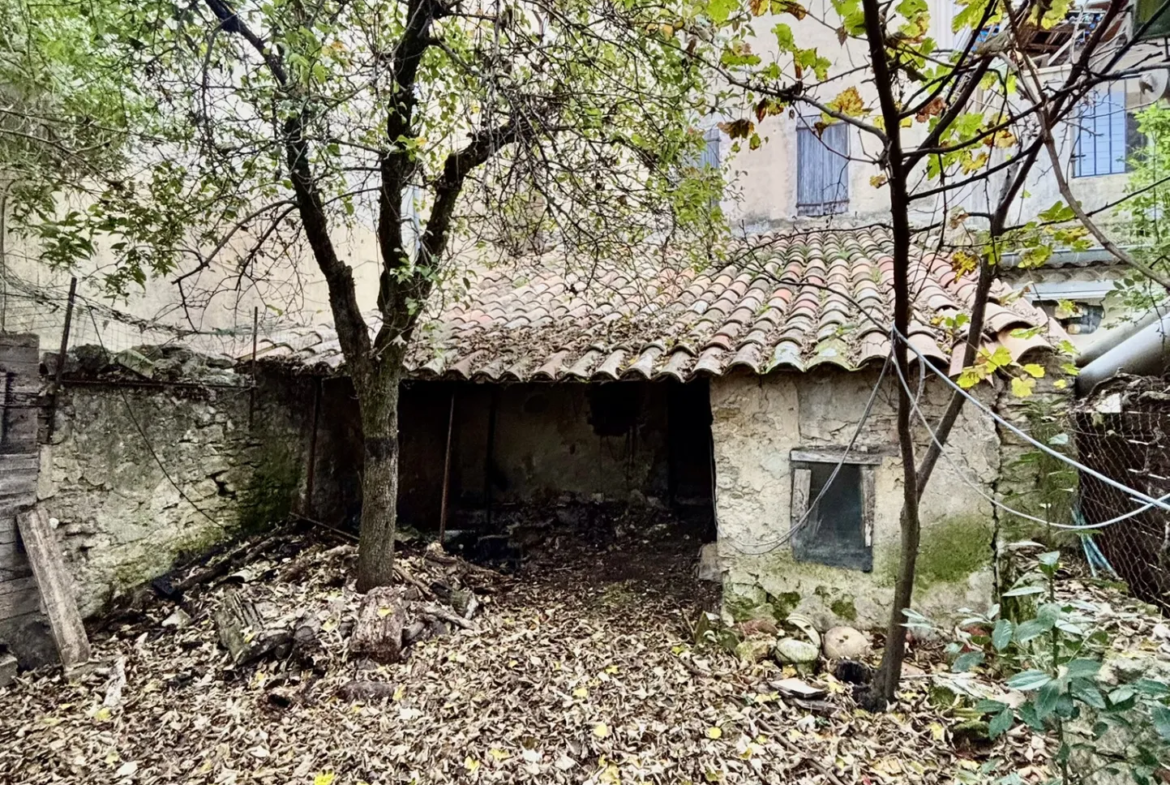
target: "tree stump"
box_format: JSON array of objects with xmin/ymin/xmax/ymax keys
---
[{"xmin": 350, "ymin": 586, "xmax": 407, "ymax": 663}]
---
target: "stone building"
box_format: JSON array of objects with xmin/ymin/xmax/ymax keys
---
[
  {"xmin": 1, "ymin": 228, "xmax": 1068, "ymax": 667},
  {"xmin": 256, "ymin": 227, "xmax": 1067, "ymax": 630}
]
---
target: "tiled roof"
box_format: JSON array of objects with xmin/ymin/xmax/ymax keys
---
[{"xmin": 252, "ymin": 228, "xmax": 1065, "ymax": 382}]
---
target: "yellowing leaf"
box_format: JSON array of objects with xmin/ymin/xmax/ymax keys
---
[
  {"xmin": 573, "ymin": 687, "xmax": 589, "ymax": 698},
  {"xmin": 707, "ymin": 726, "xmax": 723, "ymax": 739},
  {"xmin": 593, "ymin": 722, "xmax": 611, "ymax": 738},
  {"xmin": 393, "ymin": 685, "xmax": 406, "ymax": 701},
  {"xmin": 1012, "ymin": 376, "xmax": 1035, "ymax": 398},
  {"xmin": 93, "ymin": 706, "xmax": 112, "ymax": 723},
  {"xmin": 377, "ymin": 607, "xmax": 394, "ymax": 617},
  {"xmin": 1021, "ymin": 363, "xmax": 1045, "ymax": 378},
  {"xmin": 928, "ymin": 722, "xmax": 945, "ymax": 741},
  {"xmin": 828, "ymin": 86, "xmax": 866, "ymax": 117},
  {"xmin": 605, "ymin": 665, "xmax": 619, "ymax": 675},
  {"xmin": 489, "ymin": 748, "xmax": 509, "ymax": 762},
  {"xmin": 314, "ymin": 774, "xmax": 336, "ymax": 785},
  {"xmin": 465, "ymin": 756, "xmax": 481, "ymax": 772},
  {"xmin": 870, "ymin": 174, "xmax": 888, "ymax": 188}
]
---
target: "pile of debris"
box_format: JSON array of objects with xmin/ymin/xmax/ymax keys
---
[{"xmin": 100, "ymin": 522, "xmax": 506, "ymax": 696}]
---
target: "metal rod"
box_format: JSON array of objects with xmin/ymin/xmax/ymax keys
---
[
  {"xmin": 303, "ymin": 377, "xmax": 323, "ymax": 519},
  {"xmin": 438, "ymin": 387, "xmax": 456, "ymax": 544},
  {"xmin": 46, "ymin": 277, "xmax": 77, "ymax": 439},
  {"xmin": 248, "ymin": 306, "xmax": 258, "ymax": 429}
]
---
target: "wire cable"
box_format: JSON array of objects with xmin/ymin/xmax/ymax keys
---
[
  {"xmin": 888, "ymin": 329, "xmax": 1170, "ymax": 530},
  {"xmin": 723, "ymin": 352, "xmax": 893, "ymax": 556}
]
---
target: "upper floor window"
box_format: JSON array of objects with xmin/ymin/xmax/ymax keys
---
[
  {"xmin": 1073, "ymin": 88, "xmax": 1144, "ymax": 178},
  {"xmin": 797, "ymin": 120, "xmax": 849, "ymax": 217}
]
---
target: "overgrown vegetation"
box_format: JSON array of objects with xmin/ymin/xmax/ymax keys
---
[{"xmin": 911, "ymin": 551, "xmax": 1170, "ymax": 785}]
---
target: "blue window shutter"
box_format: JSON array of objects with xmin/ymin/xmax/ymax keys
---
[
  {"xmin": 1075, "ymin": 88, "xmax": 1128, "ymax": 178},
  {"xmin": 797, "ymin": 121, "xmax": 849, "ymax": 215}
]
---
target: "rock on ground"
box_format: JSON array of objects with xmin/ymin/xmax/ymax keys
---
[
  {"xmin": 735, "ymin": 636, "xmax": 775, "ymax": 664},
  {"xmin": 822, "ymin": 626, "xmax": 871, "ymax": 660},
  {"xmin": 774, "ymin": 637, "xmax": 819, "ymax": 668}
]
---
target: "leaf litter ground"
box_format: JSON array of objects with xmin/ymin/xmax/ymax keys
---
[{"xmin": 0, "ymin": 526, "xmax": 1122, "ymax": 785}]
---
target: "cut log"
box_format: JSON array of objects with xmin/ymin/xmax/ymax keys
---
[
  {"xmin": 17, "ymin": 508, "xmax": 90, "ymax": 668},
  {"xmin": 337, "ymin": 680, "xmax": 398, "ymax": 701},
  {"xmin": 350, "ymin": 586, "xmax": 407, "ymax": 663},
  {"xmin": 214, "ymin": 589, "xmax": 291, "ymax": 665}
]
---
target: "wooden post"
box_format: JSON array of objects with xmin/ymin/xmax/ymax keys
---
[
  {"xmin": 438, "ymin": 388, "xmax": 456, "ymax": 544},
  {"xmin": 17, "ymin": 508, "xmax": 90, "ymax": 668},
  {"xmin": 484, "ymin": 387, "xmax": 498, "ymax": 530},
  {"xmin": 303, "ymin": 378, "xmax": 322, "ymax": 519},
  {"xmin": 46, "ymin": 277, "xmax": 77, "ymax": 440},
  {"xmin": 248, "ymin": 306, "xmax": 259, "ymax": 429}
]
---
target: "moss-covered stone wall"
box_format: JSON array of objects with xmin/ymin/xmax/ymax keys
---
[{"xmin": 36, "ymin": 365, "xmax": 349, "ymax": 617}]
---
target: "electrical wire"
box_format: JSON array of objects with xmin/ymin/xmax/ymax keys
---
[
  {"xmin": 891, "ymin": 325, "xmax": 1170, "ymax": 515},
  {"xmin": 888, "ymin": 327, "xmax": 1170, "ymax": 530},
  {"xmin": 722, "ymin": 352, "xmax": 893, "ymax": 556}
]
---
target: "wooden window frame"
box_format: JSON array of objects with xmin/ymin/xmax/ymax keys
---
[{"xmin": 790, "ymin": 450, "xmax": 877, "ymax": 570}]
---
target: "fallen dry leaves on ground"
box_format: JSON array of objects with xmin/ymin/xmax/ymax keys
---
[{"xmin": 0, "ymin": 527, "xmax": 1061, "ymax": 785}]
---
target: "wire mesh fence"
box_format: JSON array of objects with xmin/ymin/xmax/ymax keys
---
[{"xmin": 1073, "ymin": 377, "xmax": 1170, "ymax": 612}]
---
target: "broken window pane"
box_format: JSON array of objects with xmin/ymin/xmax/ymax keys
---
[{"xmin": 792, "ymin": 463, "xmax": 872, "ymax": 571}]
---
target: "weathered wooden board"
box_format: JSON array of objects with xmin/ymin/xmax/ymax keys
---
[{"xmin": 17, "ymin": 508, "xmax": 89, "ymax": 667}]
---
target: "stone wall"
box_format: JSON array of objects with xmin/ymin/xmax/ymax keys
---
[
  {"xmin": 710, "ymin": 367, "xmax": 1003, "ymax": 630},
  {"xmin": 36, "ymin": 355, "xmax": 344, "ymax": 619}
]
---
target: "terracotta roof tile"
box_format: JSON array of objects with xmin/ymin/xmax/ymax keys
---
[{"xmin": 252, "ymin": 228, "xmax": 1066, "ymax": 381}]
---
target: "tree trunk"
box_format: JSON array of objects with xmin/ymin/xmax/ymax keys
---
[{"xmin": 355, "ymin": 360, "xmax": 404, "ymax": 592}]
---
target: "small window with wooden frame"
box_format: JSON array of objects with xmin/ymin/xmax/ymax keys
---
[{"xmin": 790, "ymin": 450, "xmax": 878, "ymax": 572}]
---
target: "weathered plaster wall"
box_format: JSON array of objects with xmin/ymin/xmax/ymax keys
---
[
  {"xmin": 451, "ymin": 382, "xmax": 672, "ymax": 510},
  {"xmin": 36, "ymin": 365, "xmax": 340, "ymax": 618},
  {"xmin": 710, "ymin": 367, "xmax": 1002, "ymax": 630}
]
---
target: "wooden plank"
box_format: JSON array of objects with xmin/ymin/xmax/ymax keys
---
[
  {"xmin": 0, "ymin": 583, "xmax": 41, "ymax": 619},
  {"xmin": 791, "ymin": 467, "xmax": 811, "ymax": 533},
  {"xmin": 790, "ymin": 448, "xmax": 888, "ymax": 466},
  {"xmin": 17, "ymin": 508, "xmax": 89, "ymax": 667},
  {"xmin": 861, "ymin": 466, "xmax": 876, "ymax": 547}
]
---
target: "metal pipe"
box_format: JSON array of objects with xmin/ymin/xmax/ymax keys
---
[
  {"xmin": 1076, "ymin": 311, "xmax": 1170, "ymax": 395},
  {"xmin": 1076, "ymin": 303, "xmax": 1168, "ymax": 367},
  {"xmin": 303, "ymin": 377, "xmax": 322, "ymax": 519}
]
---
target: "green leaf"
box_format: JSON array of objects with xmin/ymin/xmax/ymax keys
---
[
  {"xmin": 1020, "ymin": 363, "xmax": 1045, "ymax": 378},
  {"xmin": 1038, "ymin": 551, "xmax": 1060, "ymax": 567},
  {"xmin": 1011, "ymin": 376, "xmax": 1035, "ymax": 398},
  {"xmin": 772, "ymin": 23, "xmax": 795, "ymax": 51},
  {"xmin": 976, "ymin": 699, "xmax": 1008, "ymax": 714},
  {"xmin": 1014, "ymin": 620, "xmax": 1050, "ymax": 644},
  {"xmin": 1070, "ymin": 679, "xmax": 1106, "ymax": 710},
  {"xmin": 992, "ymin": 619, "xmax": 1013, "ymax": 651},
  {"xmin": 989, "ymin": 707, "xmax": 1014, "ymax": 739},
  {"xmin": 1065, "ymin": 659, "xmax": 1100, "ymax": 680},
  {"xmin": 1152, "ymin": 706, "xmax": 1170, "ymax": 741},
  {"xmin": 1002, "ymin": 584, "xmax": 1045, "ymax": 597},
  {"xmin": 952, "ymin": 650, "xmax": 985, "ymax": 672},
  {"xmin": 1135, "ymin": 679, "xmax": 1170, "ymax": 698},
  {"xmin": 1035, "ymin": 680, "xmax": 1062, "ymax": 720},
  {"xmin": 1006, "ymin": 670, "xmax": 1052, "ymax": 691},
  {"xmin": 707, "ymin": 0, "xmax": 739, "ymax": 24}
]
